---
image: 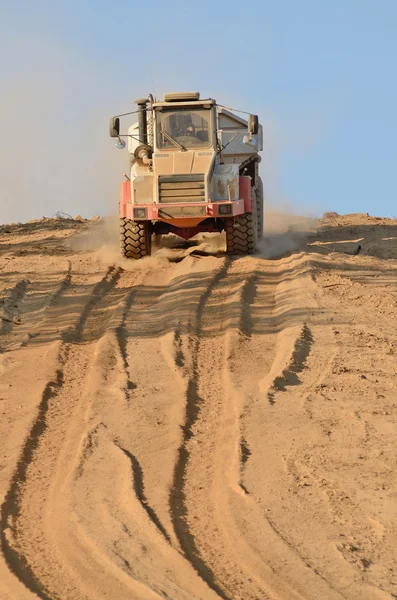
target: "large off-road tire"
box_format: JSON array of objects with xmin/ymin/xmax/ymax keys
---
[
  {"xmin": 225, "ymin": 206, "xmax": 257, "ymax": 255},
  {"xmin": 120, "ymin": 218, "xmax": 151, "ymax": 259},
  {"xmin": 256, "ymin": 176, "xmax": 264, "ymax": 240}
]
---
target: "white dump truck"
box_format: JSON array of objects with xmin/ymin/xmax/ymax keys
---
[{"xmin": 110, "ymin": 92, "xmax": 263, "ymax": 258}]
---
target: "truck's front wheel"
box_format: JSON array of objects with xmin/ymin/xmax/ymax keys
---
[
  {"xmin": 225, "ymin": 212, "xmax": 257, "ymax": 255},
  {"xmin": 120, "ymin": 218, "xmax": 151, "ymax": 259},
  {"xmin": 256, "ymin": 176, "xmax": 264, "ymax": 240}
]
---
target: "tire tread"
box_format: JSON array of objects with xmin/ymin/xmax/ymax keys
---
[{"xmin": 120, "ymin": 217, "xmax": 151, "ymax": 259}]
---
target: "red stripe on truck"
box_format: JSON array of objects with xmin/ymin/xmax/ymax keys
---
[
  {"xmin": 120, "ymin": 181, "xmax": 131, "ymax": 218},
  {"xmin": 239, "ymin": 176, "xmax": 252, "ymax": 212}
]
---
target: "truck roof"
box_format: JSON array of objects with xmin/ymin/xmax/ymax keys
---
[{"xmin": 153, "ymin": 99, "xmax": 215, "ymax": 109}]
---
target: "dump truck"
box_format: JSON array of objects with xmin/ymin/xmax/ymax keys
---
[{"xmin": 109, "ymin": 92, "xmax": 263, "ymax": 258}]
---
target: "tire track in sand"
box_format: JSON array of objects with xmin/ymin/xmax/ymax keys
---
[
  {"xmin": 168, "ymin": 257, "xmax": 281, "ymax": 600},
  {"xmin": 169, "ymin": 255, "xmax": 337, "ymax": 600},
  {"xmin": 170, "ymin": 257, "xmax": 232, "ymax": 599},
  {"xmin": 111, "ymin": 282, "xmax": 177, "ymax": 545},
  {"xmin": 0, "ymin": 279, "xmax": 29, "ymax": 336},
  {"xmin": 113, "ymin": 441, "xmax": 172, "ymax": 543},
  {"xmin": 66, "ymin": 265, "xmax": 121, "ymax": 343},
  {"xmin": 225, "ymin": 257, "xmax": 349, "ymax": 600},
  {"xmin": 64, "ymin": 255, "xmax": 237, "ymax": 598},
  {"xmin": 1, "ymin": 259, "xmax": 223, "ymax": 600},
  {"xmin": 0, "ymin": 261, "xmax": 73, "ymax": 352},
  {"xmin": 0, "ymin": 265, "xmax": 137, "ymax": 600},
  {"xmin": 60, "ymin": 259, "xmax": 225, "ymax": 599}
]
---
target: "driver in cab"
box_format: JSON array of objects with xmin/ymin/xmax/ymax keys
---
[{"xmin": 171, "ymin": 114, "xmax": 195, "ymax": 139}]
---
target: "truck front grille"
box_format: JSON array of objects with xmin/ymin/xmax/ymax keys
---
[{"xmin": 158, "ymin": 174, "xmax": 205, "ymax": 203}]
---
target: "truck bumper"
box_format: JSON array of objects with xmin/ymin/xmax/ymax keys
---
[
  {"xmin": 120, "ymin": 199, "xmax": 246, "ymax": 221},
  {"xmin": 119, "ymin": 176, "xmax": 252, "ymax": 224}
]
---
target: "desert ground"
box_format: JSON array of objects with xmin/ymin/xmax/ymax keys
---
[{"xmin": 1, "ymin": 212, "xmax": 397, "ymax": 600}]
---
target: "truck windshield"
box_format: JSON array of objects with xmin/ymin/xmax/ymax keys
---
[{"xmin": 156, "ymin": 108, "xmax": 211, "ymax": 150}]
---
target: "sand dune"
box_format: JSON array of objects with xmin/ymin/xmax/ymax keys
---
[{"xmin": 1, "ymin": 213, "xmax": 397, "ymax": 599}]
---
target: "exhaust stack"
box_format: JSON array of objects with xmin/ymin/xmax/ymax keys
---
[{"xmin": 135, "ymin": 97, "xmax": 148, "ymax": 144}]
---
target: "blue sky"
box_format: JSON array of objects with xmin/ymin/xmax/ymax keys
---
[{"xmin": 1, "ymin": 0, "xmax": 396, "ymax": 222}]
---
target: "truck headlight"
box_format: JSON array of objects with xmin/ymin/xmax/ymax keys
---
[
  {"xmin": 219, "ymin": 204, "xmax": 232, "ymax": 215},
  {"xmin": 133, "ymin": 207, "xmax": 147, "ymax": 219}
]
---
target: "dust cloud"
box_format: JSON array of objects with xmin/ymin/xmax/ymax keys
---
[
  {"xmin": 69, "ymin": 218, "xmax": 226, "ymax": 269},
  {"xmin": 258, "ymin": 210, "xmax": 318, "ymax": 258}
]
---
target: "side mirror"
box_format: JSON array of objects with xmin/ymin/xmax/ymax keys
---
[
  {"xmin": 109, "ymin": 117, "xmax": 120, "ymax": 138},
  {"xmin": 248, "ymin": 114, "xmax": 259, "ymax": 135}
]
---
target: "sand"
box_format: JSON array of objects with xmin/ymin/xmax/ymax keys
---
[{"xmin": 0, "ymin": 212, "xmax": 397, "ymax": 599}]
